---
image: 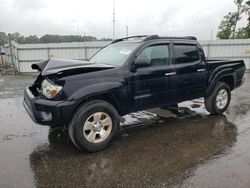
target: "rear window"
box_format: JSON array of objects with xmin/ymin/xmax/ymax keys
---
[{"xmin": 174, "ymin": 44, "xmax": 200, "ymax": 64}]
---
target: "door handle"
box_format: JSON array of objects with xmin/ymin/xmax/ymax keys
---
[
  {"xmin": 197, "ymin": 69, "xmax": 206, "ymax": 72},
  {"xmin": 165, "ymin": 72, "xmax": 176, "ymax": 76}
]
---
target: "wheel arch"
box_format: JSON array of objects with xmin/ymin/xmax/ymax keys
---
[
  {"xmin": 71, "ymin": 93, "xmax": 127, "ymax": 123},
  {"xmin": 69, "ymin": 81, "xmax": 129, "ymax": 115},
  {"xmin": 218, "ymin": 75, "xmax": 234, "ymax": 90},
  {"xmin": 206, "ymin": 68, "xmax": 236, "ymax": 97}
]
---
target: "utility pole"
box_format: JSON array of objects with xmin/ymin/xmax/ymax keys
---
[
  {"xmin": 126, "ymin": 25, "xmax": 128, "ymax": 37},
  {"xmin": 8, "ymin": 33, "xmax": 15, "ymax": 75},
  {"xmin": 210, "ymin": 29, "xmax": 213, "ymax": 41},
  {"xmin": 77, "ymin": 24, "xmax": 80, "ymax": 40},
  {"xmin": 84, "ymin": 32, "xmax": 88, "ymax": 60},
  {"xmin": 77, "ymin": 24, "xmax": 81, "ymax": 60},
  {"xmin": 113, "ymin": 0, "xmax": 115, "ymax": 39}
]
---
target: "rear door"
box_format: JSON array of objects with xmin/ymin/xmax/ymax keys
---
[
  {"xmin": 129, "ymin": 43, "xmax": 176, "ymax": 111},
  {"xmin": 172, "ymin": 43, "xmax": 208, "ymax": 101}
]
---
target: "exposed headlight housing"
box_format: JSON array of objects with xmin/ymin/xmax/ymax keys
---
[{"xmin": 41, "ymin": 79, "xmax": 62, "ymax": 99}]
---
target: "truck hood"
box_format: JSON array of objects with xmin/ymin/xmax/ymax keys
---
[{"xmin": 31, "ymin": 59, "xmax": 115, "ymax": 76}]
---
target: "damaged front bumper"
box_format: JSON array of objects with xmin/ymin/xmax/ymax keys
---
[{"xmin": 23, "ymin": 87, "xmax": 76, "ymax": 126}]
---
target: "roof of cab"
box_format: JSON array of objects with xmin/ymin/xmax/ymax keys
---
[{"xmin": 111, "ymin": 35, "xmax": 197, "ymax": 44}]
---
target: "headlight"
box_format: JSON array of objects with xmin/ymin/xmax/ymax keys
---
[{"xmin": 41, "ymin": 79, "xmax": 62, "ymax": 99}]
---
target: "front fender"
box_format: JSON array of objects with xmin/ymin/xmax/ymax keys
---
[{"xmin": 68, "ymin": 82, "xmax": 123, "ymax": 101}]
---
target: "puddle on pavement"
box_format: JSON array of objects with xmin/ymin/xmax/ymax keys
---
[{"xmin": 27, "ymin": 113, "xmax": 237, "ymax": 188}]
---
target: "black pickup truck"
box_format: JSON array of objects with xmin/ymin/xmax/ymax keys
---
[{"xmin": 23, "ymin": 35, "xmax": 246, "ymax": 152}]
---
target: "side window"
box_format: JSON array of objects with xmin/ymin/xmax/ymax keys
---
[
  {"xmin": 174, "ymin": 44, "xmax": 200, "ymax": 64},
  {"xmin": 137, "ymin": 45, "xmax": 170, "ymax": 66}
]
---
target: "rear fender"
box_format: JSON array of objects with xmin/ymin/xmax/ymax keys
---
[{"xmin": 206, "ymin": 67, "xmax": 236, "ymax": 97}]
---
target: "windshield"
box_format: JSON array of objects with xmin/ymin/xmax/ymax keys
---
[{"xmin": 90, "ymin": 42, "xmax": 139, "ymax": 66}]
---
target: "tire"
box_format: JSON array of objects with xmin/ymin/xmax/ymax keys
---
[
  {"xmin": 205, "ymin": 82, "xmax": 231, "ymax": 115},
  {"xmin": 68, "ymin": 100, "xmax": 120, "ymax": 152}
]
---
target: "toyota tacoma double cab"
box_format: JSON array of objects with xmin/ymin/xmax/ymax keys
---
[{"xmin": 23, "ymin": 35, "xmax": 246, "ymax": 152}]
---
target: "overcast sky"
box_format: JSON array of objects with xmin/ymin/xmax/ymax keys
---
[{"xmin": 0, "ymin": 0, "xmax": 238, "ymax": 40}]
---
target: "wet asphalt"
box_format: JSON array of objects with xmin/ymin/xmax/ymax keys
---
[{"xmin": 0, "ymin": 74, "xmax": 250, "ymax": 188}]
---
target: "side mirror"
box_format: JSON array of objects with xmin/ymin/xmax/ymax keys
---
[{"xmin": 134, "ymin": 56, "xmax": 151, "ymax": 68}]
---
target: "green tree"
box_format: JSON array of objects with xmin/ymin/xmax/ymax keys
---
[
  {"xmin": 232, "ymin": 0, "xmax": 245, "ymax": 38},
  {"xmin": 0, "ymin": 32, "xmax": 8, "ymax": 46},
  {"xmin": 0, "ymin": 31, "xmax": 100, "ymax": 44},
  {"xmin": 217, "ymin": 0, "xmax": 246, "ymax": 39},
  {"xmin": 25, "ymin": 35, "xmax": 39, "ymax": 43},
  {"xmin": 11, "ymin": 32, "xmax": 22, "ymax": 41},
  {"xmin": 217, "ymin": 0, "xmax": 250, "ymax": 39},
  {"xmin": 40, "ymin": 34, "xmax": 62, "ymax": 43},
  {"xmin": 243, "ymin": 0, "xmax": 250, "ymax": 37},
  {"xmin": 217, "ymin": 12, "xmax": 238, "ymax": 39},
  {"xmin": 234, "ymin": 0, "xmax": 250, "ymax": 38}
]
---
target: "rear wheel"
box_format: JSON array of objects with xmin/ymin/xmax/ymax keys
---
[
  {"xmin": 205, "ymin": 82, "xmax": 231, "ymax": 115},
  {"xmin": 68, "ymin": 100, "xmax": 120, "ymax": 152}
]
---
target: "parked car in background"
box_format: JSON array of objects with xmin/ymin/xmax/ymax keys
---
[{"xmin": 23, "ymin": 35, "xmax": 246, "ymax": 152}]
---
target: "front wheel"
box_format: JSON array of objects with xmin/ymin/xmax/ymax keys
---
[
  {"xmin": 68, "ymin": 100, "xmax": 120, "ymax": 152},
  {"xmin": 205, "ymin": 82, "xmax": 231, "ymax": 115}
]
